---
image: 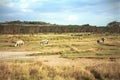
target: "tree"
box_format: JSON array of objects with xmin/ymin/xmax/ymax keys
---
[{"xmin": 107, "ymin": 21, "xmax": 120, "ymax": 33}]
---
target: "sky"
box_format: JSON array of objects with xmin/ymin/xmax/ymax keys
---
[{"xmin": 0, "ymin": 0, "xmax": 120, "ymax": 26}]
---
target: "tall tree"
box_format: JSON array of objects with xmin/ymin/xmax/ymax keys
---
[{"xmin": 107, "ymin": 21, "xmax": 120, "ymax": 33}]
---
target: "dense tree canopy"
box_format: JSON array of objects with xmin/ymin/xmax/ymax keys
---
[
  {"xmin": 107, "ymin": 21, "xmax": 120, "ymax": 33},
  {"xmin": 0, "ymin": 21, "xmax": 119, "ymax": 34}
]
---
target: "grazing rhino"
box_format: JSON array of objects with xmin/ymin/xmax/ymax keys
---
[
  {"xmin": 40, "ymin": 40, "xmax": 48, "ymax": 44},
  {"xmin": 101, "ymin": 38, "xmax": 105, "ymax": 43},
  {"xmin": 97, "ymin": 40, "xmax": 100, "ymax": 43},
  {"xmin": 14, "ymin": 40, "xmax": 24, "ymax": 47}
]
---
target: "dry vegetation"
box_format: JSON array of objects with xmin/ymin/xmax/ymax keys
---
[
  {"xmin": 0, "ymin": 33, "xmax": 120, "ymax": 80},
  {"xmin": 0, "ymin": 60, "xmax": 120, "ymax": 80},
  {"xmin": 1, "ymin": 33, "xmax": 120, "ymax": 59}
]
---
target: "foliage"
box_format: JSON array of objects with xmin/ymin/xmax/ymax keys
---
[
  {"xmin": 0, "ymin": 20, "xmax": 111, "ymax": 34},
  {"xmin": 107, "ymin": 21, "xmax": 120, "ymax": 33}
]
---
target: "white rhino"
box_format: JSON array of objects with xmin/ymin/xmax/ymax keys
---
[
  {"xmin": 40, "ymin": 40, "xmax": 49, "ymax": 44},
  {"xmin": 14, "ymin": 40, "xmax": 24, "ymax": 47}
]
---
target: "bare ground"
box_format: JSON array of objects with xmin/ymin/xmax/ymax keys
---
[{"xmin": 0, "ymin": 52, "xmax": 119, "ymax": 67}]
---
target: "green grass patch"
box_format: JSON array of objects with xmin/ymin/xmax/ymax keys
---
[
  {"xmin": 27, "ymin": 51, "xmax": 63, "ymax": 56},
  {"xmin": 0, "ymin": 33, "xmax": 120, "ymax": 59}
]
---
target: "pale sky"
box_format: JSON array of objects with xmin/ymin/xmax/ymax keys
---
[{"xmin": 0, "ymin": 0, "xmax": 120, "ymax": 26}]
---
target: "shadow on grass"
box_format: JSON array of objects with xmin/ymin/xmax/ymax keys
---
[
  {"xmin": 90, "ymin": 69, "xmax": 104, "ymax": 80},
  {"xmin": 27, "ymin": 51, "xmax": 63, "ymax": 56},
  {"xmin": 99, "ymin": 43, "xmax": 116, "ymax": 46}
]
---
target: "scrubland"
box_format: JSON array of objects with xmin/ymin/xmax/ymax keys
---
[
  {"xmin": 0, "ymin": 60, "xmax": 120, "ymax": 80},
  {"xmin": 0, "ymin": 33, "xmax": 120, "ymax": 80}
]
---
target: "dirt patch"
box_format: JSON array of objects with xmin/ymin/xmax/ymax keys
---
[
  {"xmin": 27, "ymin": 55, "xmax": 118, "ymax": 67},
  {"xmin": 0, "ymin": 52, "xmax": 119, "ymax": 67}
]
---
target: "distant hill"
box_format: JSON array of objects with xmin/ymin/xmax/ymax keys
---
[{"xmin": 1, "ymin": 20, "xmax": 51, "ymax": 25}]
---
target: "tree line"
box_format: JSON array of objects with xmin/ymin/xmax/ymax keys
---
[{"xmin": 0, "ymin": 21, "xmax": 120, "ymax": 34}]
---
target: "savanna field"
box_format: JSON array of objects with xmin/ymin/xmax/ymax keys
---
[{"xmin": 0, "ymin": 33, "xmax": 120, "ymax": 80}]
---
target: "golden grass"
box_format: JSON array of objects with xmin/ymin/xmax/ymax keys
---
[
  {"xmin": 0, "ymin": 33, "xmax": 120, "ymax": 59},
  {"xmin": 0, "ymin": 33, "xmax": 120, "ymax": 80},
  {"xmin": 87, "ymin": 62, "xmax": 120, "ymax": 80},
  {"xmin": 0, "ymin": 60, "xmax": 120, "ymax": 80}
]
